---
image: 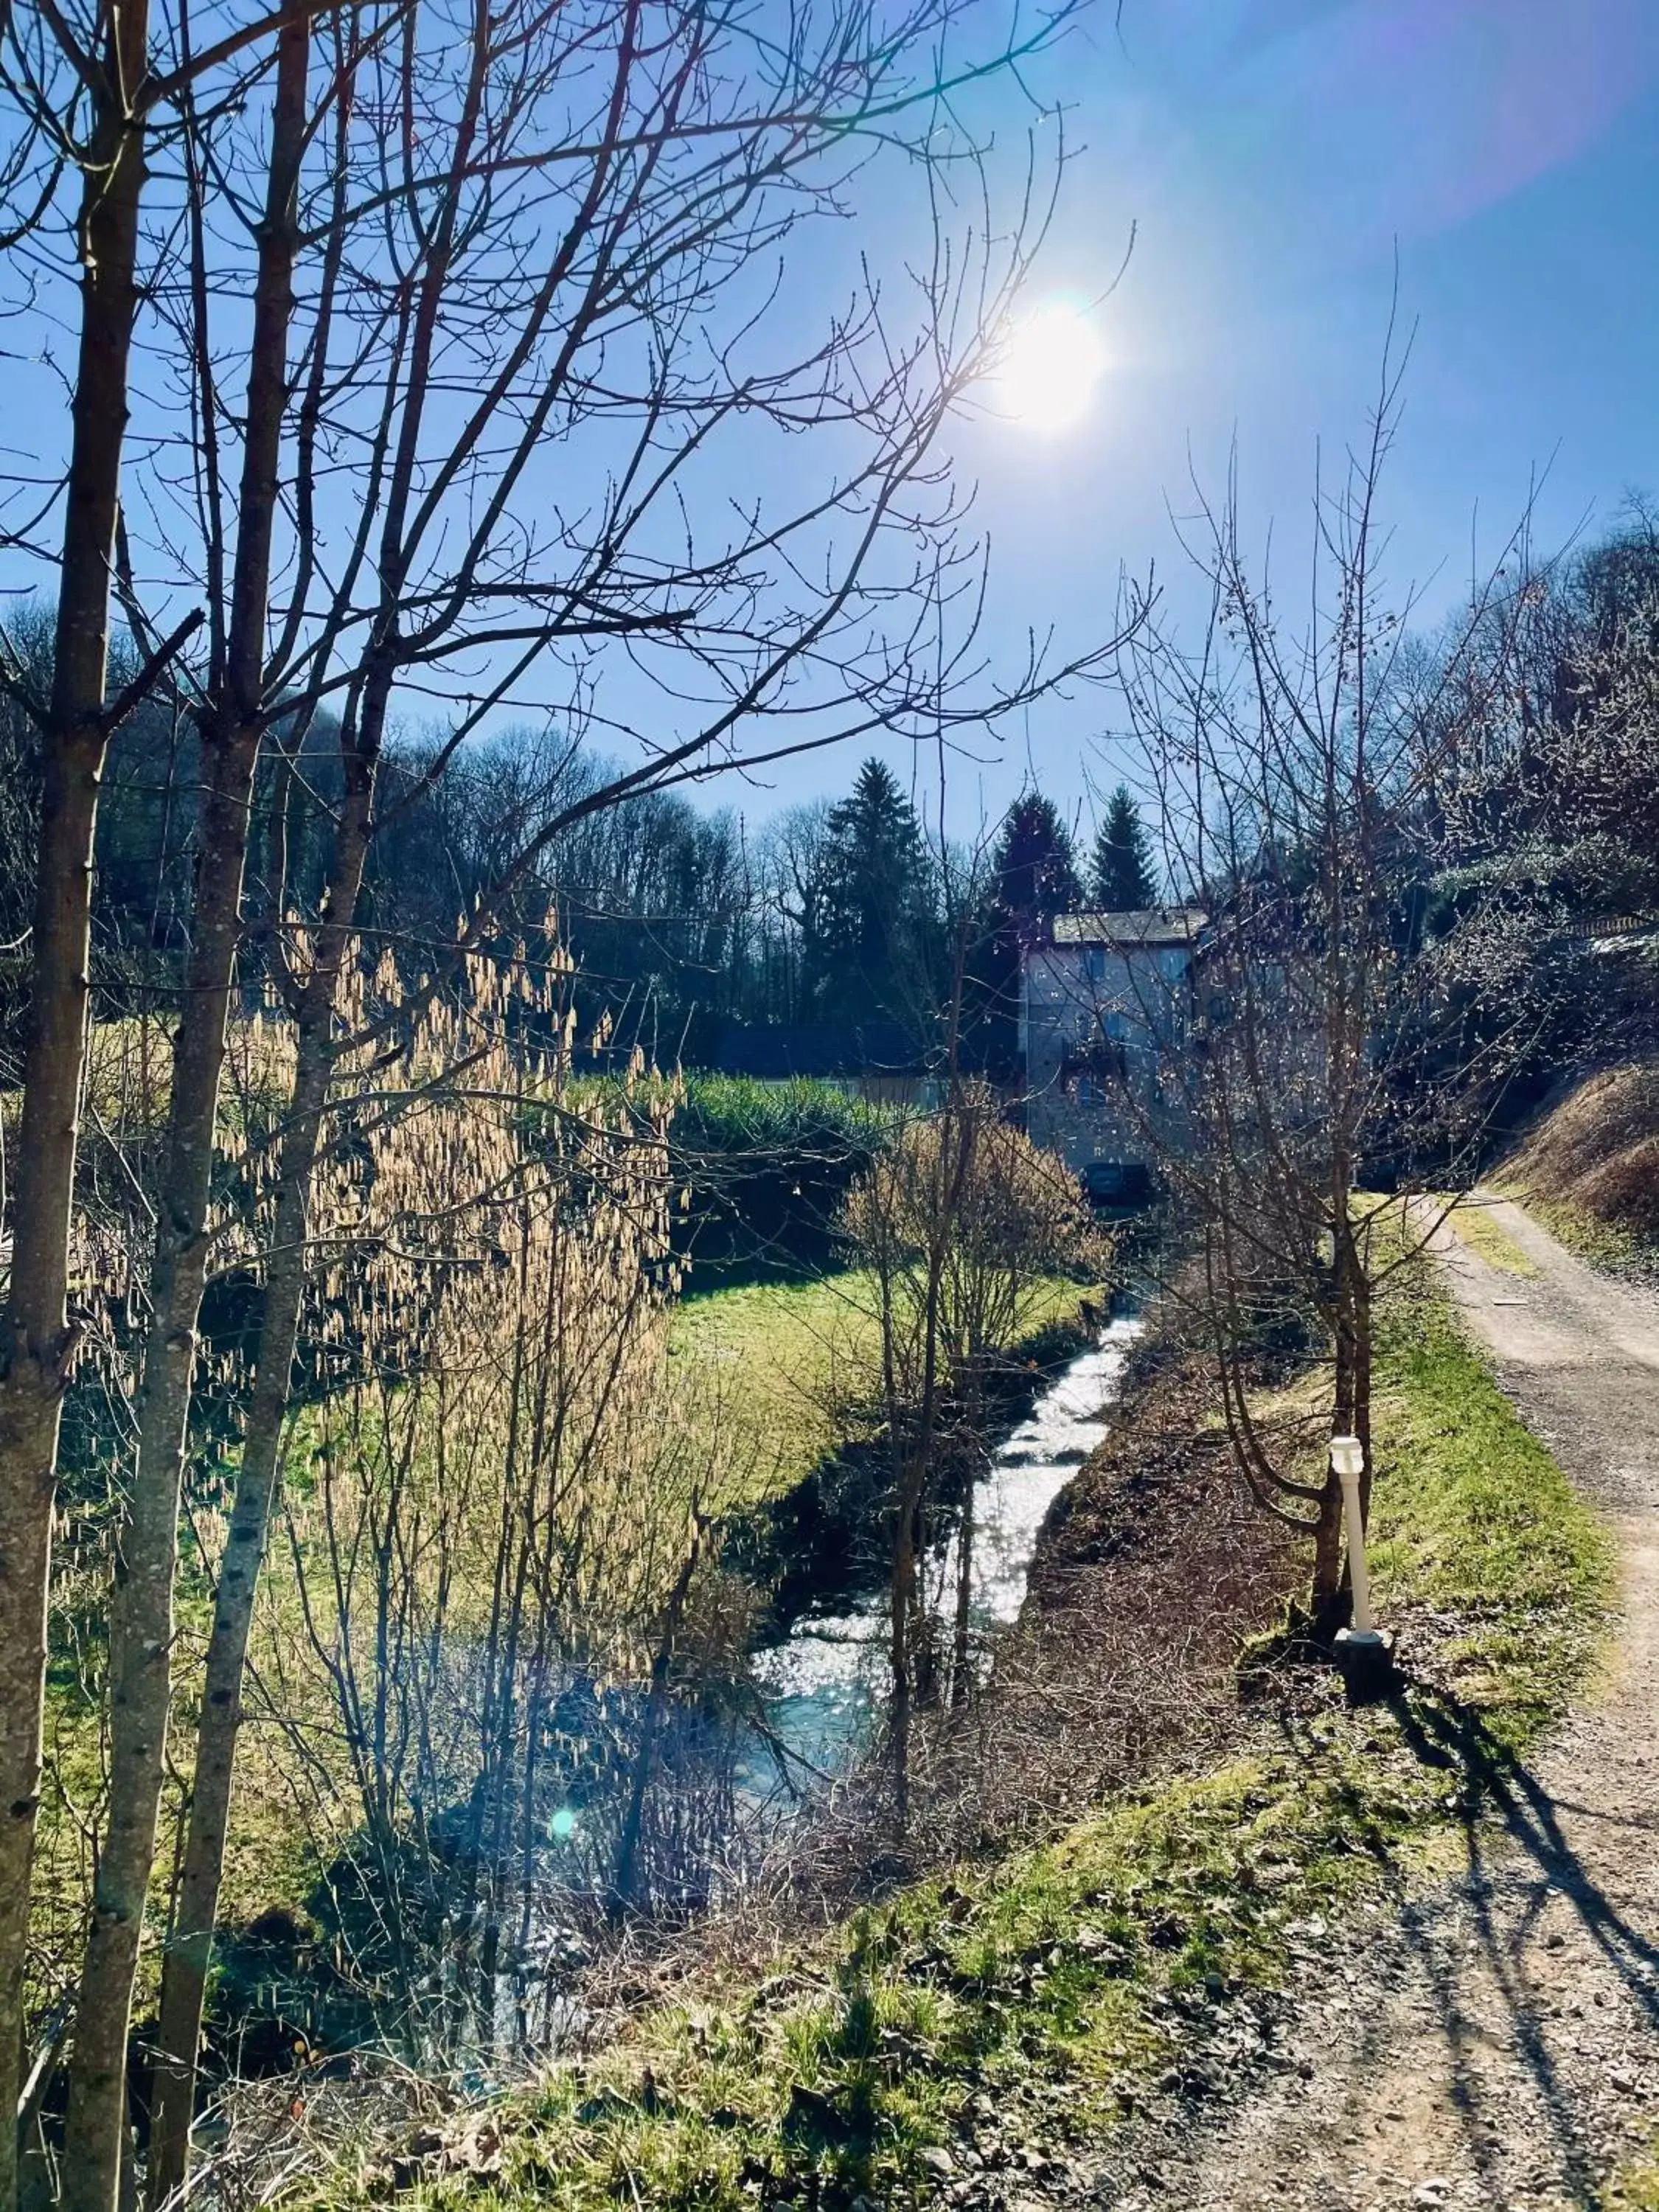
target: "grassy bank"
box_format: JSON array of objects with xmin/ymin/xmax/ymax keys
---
[
  {"xmin": 669, "ymin": 1269, "xmax": 1100, "ymax": 1503},
  {"xmin": 1498, "ymin": 1184, "xmax": 1658, "ymax": 1281},
  {"xmin": 1496, "ymin": 1057, "xmax": 1659, "ymax": 1282},
  {"xmin": 313, "ymin": 1279, "xmax": 1610, "ymax": 2211}
]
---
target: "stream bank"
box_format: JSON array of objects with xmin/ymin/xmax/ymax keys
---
[
  {"xmin": 745, "ymin": 1315, "xmax": 1144, "ymax": 1773},
  {"xmin": 294, "ymin": 1234, "xmax": 1618, "ymax": 2212}
]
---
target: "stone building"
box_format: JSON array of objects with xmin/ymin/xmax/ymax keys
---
[{"xmin": 1019, "ymin": 908, "xmax": 1207, "ymax": 1202}]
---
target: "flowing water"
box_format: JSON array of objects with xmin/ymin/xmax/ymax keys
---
[{"xmin": 748, "ymin": 1315, "xmax": 1143, "ymax": 1773}]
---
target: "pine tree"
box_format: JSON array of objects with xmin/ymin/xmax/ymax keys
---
[
  {"xmin": 965, "ymin": 790, "xmax": 1082, "ymax": 1077},
  {"xmin": 1090, "ymin": 785, "xmax": 1158, "ymax": 909},
  {"xmin": 804, "ymin": 758, "xmax": 938, "ymax": 1026},
  {"xmin": 990, "ymin": 791, "xmax": 1082, "ymax": 936}
]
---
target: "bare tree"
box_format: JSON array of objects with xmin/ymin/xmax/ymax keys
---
[
  {"xmin": 57, "ymin": 23, "xmax": 333, "ymax": 2204},
  {"xmin": 0, "ymin": 5, "xmax": 344, "ymax": 2188},
  {"xmin": 1111, "ymin": 359, "xmax": 1536, "ymax": 1631},
  {"xmin": 79, "ymin": 0, "xmax": 1106, "ymax": 2194},
  {"xmin": 0, "ymin": 11, "xmax": 160, "ymax": 2182}
]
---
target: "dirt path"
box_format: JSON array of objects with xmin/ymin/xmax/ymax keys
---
[{"xmin": 1098, "ymin": 1200, "xmax": 1659, "ymax": 2212}]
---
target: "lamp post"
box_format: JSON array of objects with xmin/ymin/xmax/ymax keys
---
[{"xmin": 1331, "ymin": 1432, "xmax": 1390, "ymax": 1686}]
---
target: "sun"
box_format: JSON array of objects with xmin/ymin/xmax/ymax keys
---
[{"xmin": 995, "ymin": 302, "xmax": 1105, "ymax": 433}]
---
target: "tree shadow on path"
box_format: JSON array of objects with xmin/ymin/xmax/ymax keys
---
[{"xmin": 1375, "ymin": 1677, "xmax": 1659, "ymax": 2199}]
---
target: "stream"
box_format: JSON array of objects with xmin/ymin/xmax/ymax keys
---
[
  {"xmin": 748, "ymin": 1315, "xmax": 1144, "ymax": 1773},
  {"xmin": 201, "ymin": 1318, "xmax": 1152, "ymax": 2071}
]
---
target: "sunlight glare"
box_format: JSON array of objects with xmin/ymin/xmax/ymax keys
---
[{"xmin": 996, "ymin": 302, "xmax": 1105, "ymax": 434}]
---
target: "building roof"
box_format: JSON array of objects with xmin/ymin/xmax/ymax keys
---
[{"xmin": 1051, "ymin": 907, "xmax": 1208, "ymax": 949}]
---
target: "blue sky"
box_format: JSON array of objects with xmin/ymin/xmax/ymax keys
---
[
  {"xmin": 773, "ymin": 0, "xmax": 1659, "ymax": 843},
  {"xmin": 7, "ymin": 0, "xmax": 1653, "ymax": 858}
]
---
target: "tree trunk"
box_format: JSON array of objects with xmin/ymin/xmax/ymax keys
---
[
  {"xmin": 145, "ymin": 1034, "xmax": 329, "ymax": 2208},
  {"xmin": 1310, "ymin": 1230, "xmax": 1366, "ymax": 1637},
  {"xmin": 63, "ymin": 31, "xmax": 310, "ymax": 2208},
  {"xmin": 147, "ymin": 724, "xmax": 378, "ymax": 2210},
  {"xmin": 1309, "ymin": 1469, "xmax": 1345, "ymax": 1631},
  {"xmin": 0, "ymin": 18, "xmax": 150, "ymax": 2198}
]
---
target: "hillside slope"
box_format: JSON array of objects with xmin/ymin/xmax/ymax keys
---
[{"xmin": 1502, "ymin": 1057, "xmax": 1659, "ymax": 1271}]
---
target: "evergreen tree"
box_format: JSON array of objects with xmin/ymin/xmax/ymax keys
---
[
  {"xmin": 989, "ymin": 791, "xmax": 1082, "ymax": 935},
  {"xmin": 804, "ymin": 758, "xmax": 939, "ymax": 1027},
  {"xmin": 1090, "ymin": 784, "xmax": 1158, "ymax": 909},
  {"xmin": 966, "ymin": 790, "xmax": 1082, "ymax": 1077}
]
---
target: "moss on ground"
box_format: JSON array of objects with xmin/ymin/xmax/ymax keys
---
[{"xmin": 305, "ymin": 1274, "xmax": 1613, "ymax": 2211}]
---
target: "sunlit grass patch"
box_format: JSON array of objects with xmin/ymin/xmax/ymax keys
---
[
  {"xmin": 1368, "ymin": 1284, "xmax": 1613, "ymax": 1728},
  {"xmin": 325, "ymin": 1750, "xmax": 1425, "ymax": 2211},
  {"xmin": 1429, "ymin": 1196, "xmax": 1540, "ymax": 1277},
  {"xmin": 668, "ymin": 1269, "xmax": 1099, "ymax": 1505},
  {"xmin": 667, "ymin": 1273, "xmax": 877, "ymax": 1503}
]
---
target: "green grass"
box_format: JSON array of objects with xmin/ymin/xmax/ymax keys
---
[
  {"xmin": 667, "ymin": 1274, "xmax": 874, "ymax": 1503},
  {"xmin": 1430, "ymin": 1196, "xmax": 1540, "ymax": 1278},
  {"xmin": 317, "ymin": 1276, "xmax": 1612, "ymax": 2211},
  {"xmin": 1495, "ymin": 1180, "xmax": 1659, "ymax": 1283},
  {"xmin": 1611, "ymin": 2139, "xmax": 1659, "ymax": 2210},
  {"xmin": 672, "ymin": 1072, "xmax": 894, "ymax": 1149},
  {"xmin": 667, "ymin": 1269, "xmax": 1099, "ymax": 1504},
  {"xmin": 1366, "ymin": 1284, "xmax": 1613, "ymax": 1728},
  {"xmin": 347, "ymin": 1756, "xmax": 1427, "ymax": 2212}
]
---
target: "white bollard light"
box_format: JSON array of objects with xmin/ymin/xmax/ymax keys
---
[{"xmin": 1331, "ymin": 1432, "xmax": 1387, "ymax": 1664}]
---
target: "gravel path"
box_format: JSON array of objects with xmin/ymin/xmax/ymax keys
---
[{"xmin": 1107, "ymin": 1199, "xmax": 1659, "ymax": 2212}]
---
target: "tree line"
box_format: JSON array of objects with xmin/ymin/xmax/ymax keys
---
[{"xmin": 0, "ymin": 681, "xmax": 1163, "ymax": 1077}]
